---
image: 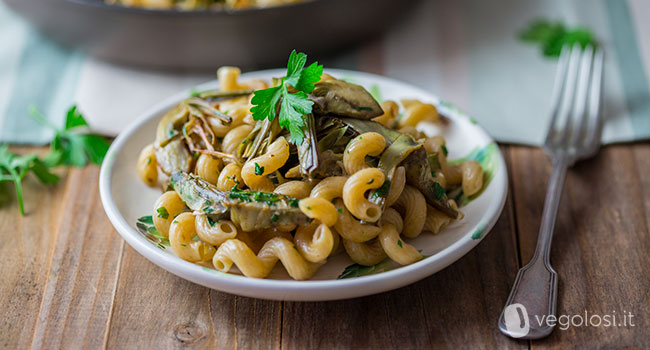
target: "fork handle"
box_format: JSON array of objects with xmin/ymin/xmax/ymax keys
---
[
  {"xmin": 535, "ymin": 156, "xmax": 569, "ymax": 259},
  {"xmin": 498, "ymin": 156, "xmax": 568, "ymax": 339}
]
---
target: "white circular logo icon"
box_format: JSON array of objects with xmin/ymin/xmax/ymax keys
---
[{"xmin": 503, "ymin": 303, "xmax": 530, "ymax": 338}]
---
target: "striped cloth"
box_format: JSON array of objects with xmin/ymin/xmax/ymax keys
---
[{"xmin": 1, "ymin": 0, "xmax": 649, "ymax": 145}]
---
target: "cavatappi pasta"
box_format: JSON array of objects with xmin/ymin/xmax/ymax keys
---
[{"xmin": 137, "ymin": 65, "xmax": 485, "ymax": 280}]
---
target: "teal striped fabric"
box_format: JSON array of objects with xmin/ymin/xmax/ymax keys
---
[{"xmin": 1, "ymin": 0, "xmax": 649, "ymax": 145}]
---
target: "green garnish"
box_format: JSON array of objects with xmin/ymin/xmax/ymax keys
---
[
  {"xmin": 288, "ymin": 197, "xmax": 300, "ymax": 208},
  {"xmin": 356, "ymin": 106, "xmax": 372, "ymax": 111},
  {"xmin": 250, "ymin": 50, "xmax": 323, "ymax": 145},
  {"xmin": 254, "ymin": 162, "xmax": 264, "ymax": 175},
  {"xmin": 337, "ymin": 208, "xmax": 343, "ymax": 214},
  {"xmin": 192, "ymin": 236, "xmax": 201, "ymax": 241},
  {"xmin": 203, "ymin": 207, "xmax": 215, "ymax": 214},
  {"xmin": 441, "ymin": 145, "xmax": 448, "ymax": 157},
  {"xmin": 156, "ymin": 207, "xmax": 170, "ymax": 219},
  {"xmin": 0, "ymin": 145, "xmax": 60, "ymax": 215},
  {"xmin": 397, "ymin": 240, "xmax": 403, "ymax": 248},
  {"xmin": 372, "ymin": 180, "xmax": 391, "ymax": 199},
  {"xmin": 252, "ymin": 191, "xmax": 280, "ymax": 206},
  {"xmin": 367, "ymin": 178, "xmax": 374, "ymax": 185},
  {"xmin": 293, "ymin": 245, "xmax": 299, "ymax": 252},
  {"xmin": 136, "ymin": 215, "xmax": 170, "ymax": 247},
  {"xmin": 271, "ymin": 213, "xmax": 279, "ymax": 222},
  {"xmin": 181, "ymin": 243, "xmax": 187, "ymax": 247},
  {"xmin": 519, "ymin": 19, "xmax": 598, "ymax": 58},
  {"xmin": 207, "ymin": 216, "xmax": 217, "ymax": 227},
  {"xmin": 229, "ymin": 190, "xmax": 252, "ymax": 202},
  {"xmin": 433, "ymin": 182, "xmax": 446, "ymax": 200},
  {"xmin": 30, "ymin": 105, "xmax": 110, "ymax": 167},
  {"xmin": 146, "ymin": 157, "xmax": 152, "ymax": 165}
]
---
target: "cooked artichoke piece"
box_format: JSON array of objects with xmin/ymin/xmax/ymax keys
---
[
  {"xmin": 155, "ymin": 103, "xmax": 189, "ymax": 144},
  {"xmin": 310, "ymin": 79, "xmax": 383, "ymax": 119},
  {"xmin": 170, "ymin": 172, "xmax": 310, "ymax": 231},
  {"xmin": 328, "ymin": 117, "xmax": 460, "ymax": 218},
  {"xmin": 401, "ymin": 148, "xmax": 460, "ymax": 218},
  {"xmin": 155, "ymin": 138, "xmax": 193, "ymax": 175}
]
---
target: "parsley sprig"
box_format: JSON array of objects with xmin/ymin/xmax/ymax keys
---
[
  {"xmin": 0, "ymin": 145, "xmax": 59, "ymax": 215},
  {"xmin": 250, "ymin": 50, "xmax": 323, "ymax": 145},
  {"xmin": 0, "ymin": 105, "xmax": 110, "ymax": 215},
  {"xmin": 519, "ymin": 19, "xmax": 598, "ymax": 58},
  {"xmin": 30, "ymin": 105, "xmax": 111, "ymax": 167}
]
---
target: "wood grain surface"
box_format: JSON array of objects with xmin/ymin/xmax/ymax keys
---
[{"xmin": 1, "ymin": 144, "xmax": 648, "ymax": 349}]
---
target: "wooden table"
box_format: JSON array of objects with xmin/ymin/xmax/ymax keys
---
[{"xmin": 1, "ymin": 144, "xmax": 648, "ymax": 349}]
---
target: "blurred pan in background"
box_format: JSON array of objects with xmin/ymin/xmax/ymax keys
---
[{"xmin": 2, "ymin": 0, "xmax": 418, "ymax": 70}]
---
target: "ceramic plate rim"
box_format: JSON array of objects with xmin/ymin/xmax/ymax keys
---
[{"xmin": 99, "ymin": 68, "xmax": 508, "ymax": 301}]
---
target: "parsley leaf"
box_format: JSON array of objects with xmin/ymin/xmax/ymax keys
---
[
  {"xmin": 519, "ymin": 19, "xmax": 598, "ymax": 58},
  {"xmin": 372, "ymin": 180, "xmax": 391, "ymax": 199},
  {"xmin": 250, "ymin": 50, "xmax": 323, "ymax": 145},
  {"xmin": 0, "ymin": 145, "xmax": 60, "ymax": 215},
  {"xmin": 254, "ymin": 162, "xmax": 264, "ymax": 175},
  {"xmin": 30, "ymin": 105, "xmax": 111, "ymax": 167},
  {"xmin": 156, "ymin": 207, "xmax": 169, "ymax": 219},
  {"xmin": 433, "ymin": 182, "xmax": 446, "ymax": 200}
]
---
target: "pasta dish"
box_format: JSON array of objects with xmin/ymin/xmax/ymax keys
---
[
  {"xmin": 136, "ymin": 51, "xmax": 484, "ymax": 280},
  {"xmin": 107, "ymin": 0, "xmax": 305, "ymax": 10}
]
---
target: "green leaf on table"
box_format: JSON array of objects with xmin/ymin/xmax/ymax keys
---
[
  {"xmin": 64, "ymin": 105, "xmax": 89, "ymax": 129},
  {"xmin": 518, "ymin": 19, "xmax": 598, "ymax": 58},
  {"xmin": 0, "ymin": 145, "xmax": 60, "ymax": 215},
  {"xmin": 30, "ymin": 105, "xmax": 111, "ymax": 167}
]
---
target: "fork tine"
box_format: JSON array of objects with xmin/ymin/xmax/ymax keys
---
[
  {"xmin": 569, "ymin": 45, "xmax": 595, "ymax": 148},
  {"xmin": 544, "ymin": 46, "xmax": 572, "ymax": 147},
  {"xmin": 585, "ymin": 48, "xmax": 604, "ymax": 151},
  {"xmin": 555, "ymin": 45, "xmax": 583, "ymax": 149}
]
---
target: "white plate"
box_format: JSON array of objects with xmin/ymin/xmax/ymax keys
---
[{"xmin": 99, "ymin": 69, "xmax": 508, "ymax": 301}]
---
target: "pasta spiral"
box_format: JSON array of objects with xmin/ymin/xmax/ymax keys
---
[
  {"xmin": 342, "ymin": 168, "xmax": 385, "ymax": 223},
  {"xmin": 213, "ymin": 238, "xmax": 322, "ymax": 280},
  {"xmin": 241, "ymin": 136, "xmax": 290, "ymax": 192},
  {"xmin": 343, "ymin": 132, "xmax": 386, "ymax": 174}
]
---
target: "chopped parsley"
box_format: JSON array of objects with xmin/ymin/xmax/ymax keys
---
[
  {"xmin": 367, "ymin": 178, "xmax": 374, "ymax": 185},
  {"xmin": 271, "ymin": 213, "xmax": 279, "ymax": 222},
  {"xmin": 156, "ymin": 207, "xmax": 169, "ymax": 219},
  {"xmin": 372, "ymin": 180, "xmax": 391, "ymax": 199},
  {"xmin": 207, "ymin": 216, "xmax": 217, "ymax": 227},
  {"xmin": 288, "ymin": 197, "xmax": 300, "ymax": 208},
  {"xmin": 433, "ymin": 182, "xmax": 446, "ymax": 200},
  {"xmin": 203, "ymin": 207, "xmax": 215, "ymax": 214},
  {"xmin": 229, "ymin": 190, "xmax": 252, "ymax": 202},
  {"xmin": 356, "ymin": 106, "xmax": 372, "ymax": 111},
  {"xmin": 337, "ymin": 208, "xmax": 343, "ymax": 214},
  {"xmin": 441, "ymin": 145, "xmax": 448, "ymax": 157},
  {"xmin": 397, "ymin": 240, "xmax": 403, "ymax": 248},
  {"xmin": 253, "ymin": 191, "xmax": 280, "ymax": 206},
  {"xmin": 250, "ymin": 50, "xmax": 323, "ymax": 144},
  {"xmin": 254, "ymin": 162, "xmax": 264, "ymax": 175}
]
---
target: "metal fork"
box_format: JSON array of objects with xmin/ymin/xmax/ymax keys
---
[{"xmin": 497, "ymin": 44, "xmax": 604, "ymax": 339}]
